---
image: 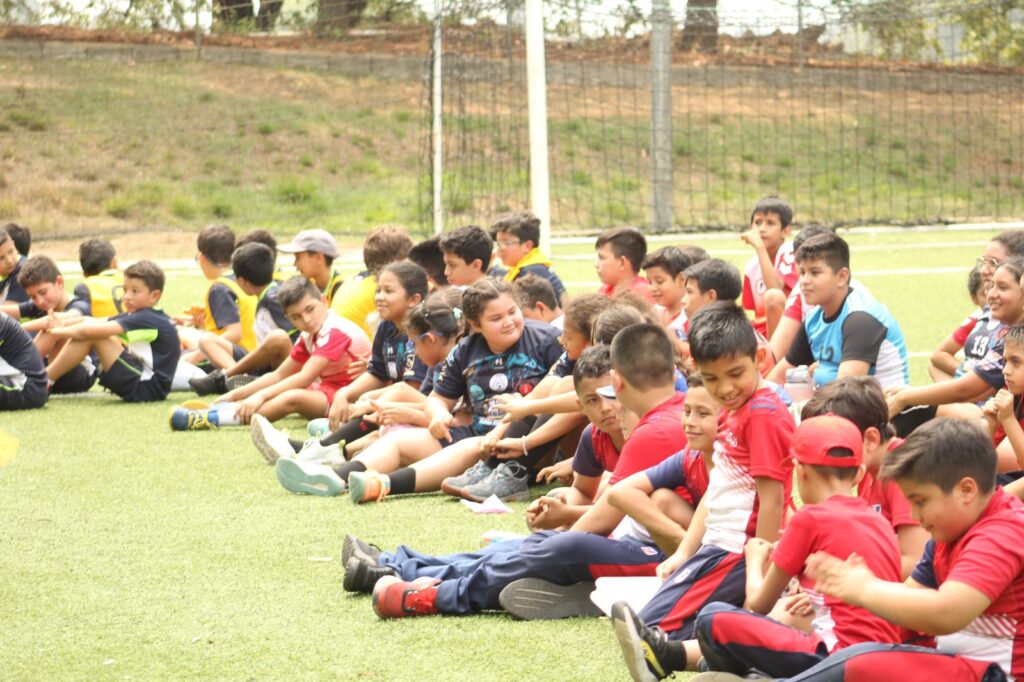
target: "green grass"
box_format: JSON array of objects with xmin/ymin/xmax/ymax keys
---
[
  {"xmin": 0, "ymin": 212, "xmax": 1001, "ymax": 676},
  {"xmin": 0, "ymin": 56, "xmax": 1021, "ymax": 238}
]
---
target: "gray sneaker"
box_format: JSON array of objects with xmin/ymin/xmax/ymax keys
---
[
  {"xmin": 225, "ymin": 373, "xmax": 257, "ymax": 391},
  {"xmin": 461, "ymin": 461, "xmax": 530, "ymax": 503},
  {"xmin": 499, "ymin": 578, "xmax": 602, "ymax": 620},
  {"xmin": 440, "ymin": 460, "xmax": 494, "ymax": 497}
]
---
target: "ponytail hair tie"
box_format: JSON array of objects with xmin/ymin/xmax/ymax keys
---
[{"xmin": 453, "ymin": 307, "xmax": 462, "ymax": 320}]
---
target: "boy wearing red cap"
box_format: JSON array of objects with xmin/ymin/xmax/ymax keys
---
[{"xmin": 688, "ymin": 415, "xmax": 903, "ymax": 680}]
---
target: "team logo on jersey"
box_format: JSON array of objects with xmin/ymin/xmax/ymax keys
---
[
  {"xmin": 469, "ymin": 384, "xmax": 486, "ymax": 403},
  {"xmin": 489, "ymin": 373, "xmax": 509, "ymax": 392},
  {"xmin": 387, "ymin": 361, "xmax": 398, "ymax": 378},
  {"xmin": 493, "ymin": 358, "xmax": 504, "ymax": 368},
  {"xmin": 641, "ymin": 546, "xmax": 658, "ymax": 556},
  {"xmin": 674, "ymin": 568, "xmax": 692, "ymax": 584},
  {"xmin": 518, "ymin": 382, "xmax": 534, "ymax": 396}
]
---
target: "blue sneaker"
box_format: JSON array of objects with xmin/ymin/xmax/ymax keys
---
[
  {"xmin": 169, "ymin": 406, "xmax": 218, "ymax": 431},
  {"xmin": 275, "ymin": 458, "xmax": 346, "ymax": 497},
  {"xmin": 307, "ymin": 418, "xmax": 331, "ymax": 439}
]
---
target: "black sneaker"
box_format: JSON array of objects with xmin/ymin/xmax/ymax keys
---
[
  {"xmin": 342, "ymin": 534, "xmax": 382, "ymax": 566},
  {"xmin": 611, "ymin": 601, "xmax": 682, "ymax": 681},
  {"xmin": 188, "ymin": 369, "xmax": 226, "ymax": 396},
  {"xmin": 225, "ymin": 373, "xmax": 257, "ymax": 391},
  {"xmin": 499, "ymin": 578, "xmax": 602, "ymax": 620},
  {"xmin": 343, "ymin": 556, "xmax": 397, "ymax": 594}
]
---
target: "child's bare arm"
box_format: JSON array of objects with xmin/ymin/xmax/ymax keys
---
[
  {"xmin": 896, "ymin": 525, "xmax": 930, "ymax": 579},
  {"xmin": 754, "ymin": 477, "xmax": 785, "ymax": 543},
  {"xmin": 887, "ymin": 374, "xmax": 994, "ymax": 417},
  {"xmin": 743, "ymin": 539, "xmax": 793, "ymax": 614},
  {"xmin": 607, "ymin": 472, "xmax": 686, "ymax": 553},
  {"xmin": 657, "ymin": 497, "xmax": 708, "ymax": 579},
  {"xmin": 807, "ymin": 552, "xmax": 992, "ymax": 636},
  {"xmin": 51, "ymin": 319, "xmax": 124, "ymax": 340},
  {"xmin": 930, "ymin": 335, "xmax": 963, "ymax": 377}
]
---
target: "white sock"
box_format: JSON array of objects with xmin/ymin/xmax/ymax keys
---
[
  {"xmin": 171, "ymin": 360, "xmax": 207, "ymax": 391},
  {"xmin": 211, "ymin": 402, "xmax": 241, "ymax": 427}
]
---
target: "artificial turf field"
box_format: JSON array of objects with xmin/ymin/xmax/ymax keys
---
[{"xmin": 0, "ymin": 226, "xmax": 1002, "ymax": 680}]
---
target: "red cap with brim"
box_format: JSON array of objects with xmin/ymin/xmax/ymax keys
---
[{"xmin": 791, "ymin": 414, "xmax": 863, "ymax": 467}]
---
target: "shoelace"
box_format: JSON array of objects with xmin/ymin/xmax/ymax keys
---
[
  {"xmin": 189, "ymin": 411, "xmax": 215, "ymax": 430},
  {"xmin": 361, "ymin": 471, "xmax": 391, "ymax": 502}
]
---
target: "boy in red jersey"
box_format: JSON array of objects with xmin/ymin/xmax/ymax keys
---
[
  {"xmin": 740, "ymin": 196, "xmax": 798, "ymax": 339},
  {"xmin": 794, "ymin": 418, "xmax": 1024, "ymax": 682},
  {"xmin": 611, "ymin": 302, "xmax": 795, "ymax": 679},
  {"xmin": 802, "ymin": 376, "xmax": 929, "ymax": 577},
  {"xmin": 692, "ymin": 415, "xmax": 903, "ymax": 679}
]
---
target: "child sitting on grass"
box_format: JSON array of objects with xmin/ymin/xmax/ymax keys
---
[
  {"xmin": 46, "ymin": 261, "xmax": 180, "ymax": 403},
  {"xmin": 269, "ymin": 290, "xmax": 463, "ymax": 474},
  {"xmin": 250, "ymin": 261, "xmax": 430, "ymax": 461},
  {"xmin": 0, "ymin": 226, "xmax": 27, "ymax": 305},
  {"xmin": 74, "ymin": 238, "xmax": 123, "ymax": 318},
  {"xmin": 513, "ymin": 274, "xmax": 564, "ymax": 329},
  {"xmin": 7, "ymin": 255, "xmax": 97, "ymax": 394},
  {"xmin": 493, "ymin": 211, "xmax": 567, "ymax": 304},
  {"xmin": 642, "ymin": 245, "xmax": 708, "ymax": 351},
  {"xmin": 0, "ymin": 312, "xmax": 47, "ymax": 411},
  {"xmin": 798, "ymin": 418, "xmax": 1023, "ymax": 681},
  {"xmin": 928, "ymin": 264, "xmax": 992, "ymax": 382},
  {"xmin": 171, "ymin": 275, "xmax": 370, "ymax": 429},
  {"xmin": 740, "ymin": 196, "xmax": 798, "ymax": 339},
  {"xmin": 595, "ymin": 227, "xmax": 653, "ymax": 301},
  {"xmin": 439, "ymin": 224, "xmax": 493, "ymax": 287}
]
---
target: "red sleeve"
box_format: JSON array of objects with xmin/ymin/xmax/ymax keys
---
[
  {"xmin": 609, "ymin": 420, "xmax": 684, "ymax": 485},
  {"xmin": 745, "ymin": 396, "xmax": 794, "ymax": 481},
  {"xmin": 776, "ymin": 250, "xmax": 798, "ymax": 291},
  {"xmin": 882, "ymin": 479, "xmax": 919, "ymax": 529},
  {"xmin": 771, "ymin": 508, "xmax": 815, "ymax": 577},
  {"xmin": 946, "ymin": 520, "xmax": 1024, "ymax": 602},
  {"xmin": 311, "ymin": 328, "xmax": 352, "ymax": 362},
  {"xmin": 951, "ymin": 314, "xmax": 980, "ymax": 347},
  {"xmin": 783, "ymin": 290, "xmax": 802, "ymax": 321},
  {"xmin": 742, "ymin": 275, "xmax": 755, "ymax": 311},
  {"xmin": 290, "ymin": 338, "xmax": 310, "ymax": 364}
]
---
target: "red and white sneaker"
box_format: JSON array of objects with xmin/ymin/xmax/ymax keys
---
[{"xmin": 372, "ymin": 576, "xmax": 441, "ymax": 619}]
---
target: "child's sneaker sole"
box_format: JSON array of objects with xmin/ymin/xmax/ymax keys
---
[
  {"xmin": 275, "ymin": 458, "xmax": 345, "ymax": 497},
  {"xmin": 499, "ymin": 578, "xmax": 602, "ymax": 620}
]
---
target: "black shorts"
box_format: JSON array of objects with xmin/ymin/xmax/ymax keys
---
[
  {"xmin": 438, "ymin": 425, "xmax": 477, "ymax": 448},
  {"xmin": 891, "ymin": 405, "xmax": 938, "ymax": 438},
  {"xmin": 98, "ymin": 349, "xmax": 167, "ymax": 403},
  {"xmin": 51, "ymin": 360, "xmax": 98, "ymax": 394},
  {"xmin": 0, "ymin": 374, "xmax": 48, "ymax": 410},
  {"xmin": 231, "ymin": 343, "xmax": 248, "ymax": 363}
]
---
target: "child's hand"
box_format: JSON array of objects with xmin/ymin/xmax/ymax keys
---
[
  {"xmin": 741, "ymin": 228, "xmax": 766, "ymax": 252},
  {"xmin": 806, "ymin": 551, "xmax": 875, "ymax": 607},
  {"xmin": 493, "ymin": 394, "xmax": 531, "ymax": 422},
  {"xmin": 235, "ymin": 394, "xmax": 265, "ymax": 424},
  {"xmin": 428, "ymin": 411, "xmax": 454, "ymax": 442},
  {"xmin": 190, "ymin": 308, "xmax": 206, "ymax": 329},
  {"xmin": 328, "ymin": 393, "xmax": 351, "ymax": 430},
  {"xmin": 536, "ymin": 458, "xmax": 573, "ymax": 485},
  {"xmin": 656, "ymin": 552, "xmax": 686, "ymax": 581},
  {"xmin": 530, "ymin": 496, "xmax": 572, "ymax": 530},
  {"xmin": 884, "ymin": 386, "xmax": 907, "ymax": 418},
  {"xmin": 492, "ymin": 437, "xmax": 528, "ymax": 460},
  {"xmin": 994, "ymin": 389, "xmax": 1016, "ymax": 422},
  {"xmin": 344, "ymin": 358, "xmax": 369, "ymax": 380},
  {"xmin": 783, "ymin": 591, "xmax": 814, "ymax": 617}
]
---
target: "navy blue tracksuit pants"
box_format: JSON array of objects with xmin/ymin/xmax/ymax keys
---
[{"xmin": 379, "ymin": 530, "xmax": 664, "ymax": 615}]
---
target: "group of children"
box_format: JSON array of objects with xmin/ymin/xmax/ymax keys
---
[{"xmin": 4, "ymin": 199, "xmax": 1024, "ymax": 681}]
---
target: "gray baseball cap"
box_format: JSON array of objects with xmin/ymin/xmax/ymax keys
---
[{"xmin": 277, "ymin": 229, "xmax": 339, "ymax": 258}]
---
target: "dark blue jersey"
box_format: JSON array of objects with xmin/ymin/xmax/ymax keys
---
[
  {"xmin": 0, "ymin": 312, "xmax": 46, "ymax": 385},
  {"xmin": 111, "ymin": 307, "xmax": 181, "ymax": 398},
  {"xmin": 432, "ymin": 319, "xmax": 563, "ymax": 434},
  {"xmin": 254, "ymin": 282, "xmax": 297, "ymax": 341},
  {"xmin": 515, "ymin": 263, "xmax": 567, "ymax": 303},
  {"xmin": 0, "ymin": 256, "xmax": 28, "ymax": 304},
  {"xmin": 19, "ymin": 296, "xmax": 91, "ymax": 320},
  {"xmin": 368, "ymin": 320, "xmax": 428, "ymax": 386}
]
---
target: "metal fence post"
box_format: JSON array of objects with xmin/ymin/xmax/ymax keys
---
[{"xmin": 650, "ymin": 0, "xmax": 673, "ymax": 232}]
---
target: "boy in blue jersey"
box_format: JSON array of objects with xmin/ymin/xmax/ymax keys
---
[
  {"xmin": 4, "ymin": 256, "xmax": 98, "ymax": 394},
  {"xmin": 439, "ymin": 224, "xmax": 492, "ymax": 287},
  {"xmin": 0, "ymin": 312, "xmax": 47, "ymax": 410},
  {"xmin": 768, "ymin": 232, "xmax": 909, "ymax": 390},
  {"xmin": 0, "ymin": 226, "xmax": 28, "ymax": 305},
  {"xmin": 46, "ymin": 260, "xmax": 181, "ymax": 403}
]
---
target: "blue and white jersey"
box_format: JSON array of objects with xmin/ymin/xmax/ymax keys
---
[
  {"xmin": 432, "ymin": 319, "xmax": 563, "ymax": 435},
  {"xmin": 786, "ymin": 287, "xmax": 909, "ymax": 389}
]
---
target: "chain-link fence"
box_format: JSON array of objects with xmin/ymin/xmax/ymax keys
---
[{"xmin": 0, "ymin": 0, "xmax": 1021, "ymax": 237}]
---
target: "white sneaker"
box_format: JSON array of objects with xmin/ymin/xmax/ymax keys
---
[
  {"xmin": 250, "ymin": 414, "xmax": 296, "ymax": 464},
  {"xmin": 295, "ymin": 437, "xmax": 346, "ymax": 465}
]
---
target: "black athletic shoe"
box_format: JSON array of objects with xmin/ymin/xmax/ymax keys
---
[
  {"xmin": 225, "ymin": 373, "xmax": 257, "ymax": 391},
  {"xmin": 611, "ymin": 601, "xmax": 680, "ymax": 682},
  {"xmin": 499, "ymin": 578, "xmax": 602, "ymax": 620},
  {"xmin": 343, "ymin": 556, "xmax": 397, "ymax": 594},
  {"xmin": 188, "ymin": 369, "xmax": 226, "ymax": 396},
  {"xmin": 342, "ymin": 534, "xmax": 382, "ymax": 565}
]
